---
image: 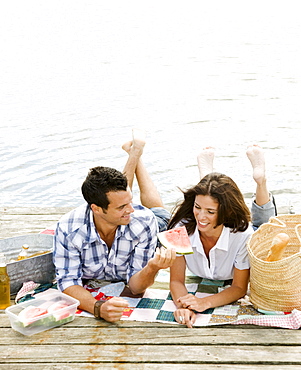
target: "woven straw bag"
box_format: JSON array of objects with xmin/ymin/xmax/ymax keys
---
[{"xmin": 247, "ymin": 214, "xmax": 301, "ymax": 312}]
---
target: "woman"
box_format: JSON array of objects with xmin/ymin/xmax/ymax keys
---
[{"xmin": 169, "ymin": 145, "xmax": 276, "ymax": 328}]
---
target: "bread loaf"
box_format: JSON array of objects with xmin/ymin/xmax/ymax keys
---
[{"xmin": 265, "ymin": 232, "xmax": 290, "ymax": 262}]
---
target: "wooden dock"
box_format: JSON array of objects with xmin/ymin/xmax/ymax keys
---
[{"xmin": 1, "ymin": 207, "xmax": 301, "ymax": 369}]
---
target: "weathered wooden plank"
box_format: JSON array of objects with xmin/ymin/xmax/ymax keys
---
[
  {"xmin": 1, "ymin": 344, "xmax": 301, "ymax": 364},
  {"xmin": 0, "ymin": 207, "xmax": 74, "ymax": 215},
  {"xmin": 0, "ymin": 224, "xmax": 53, "ymax": 239},
  {"xmin": 0, "ymin": 365, "xmax": 300, "ymax": 370},
  {"xmin": 0, "ymin": 214, "xmax": 64, "ymax": 222},
  {"xmin": 1, "ymin": 325, "xmax": 301, "ymax": 346},
  {"xmin": 0, "ymin": 206, "xmax": 292, "ymax": 215},
  {"xmin": 0, "ymin": 217, "xmax": 59, "ymax": 239},
  {"xmin": 1, "ymin": 366, "xmax": 301, "ymax": 370},
  {"xmin": 0, "ymin": 216, "xmax": 58, "ymax": 232},
  {"xmin": 0, "ymin": 207, "xmax": 73, "ymax": 238}
]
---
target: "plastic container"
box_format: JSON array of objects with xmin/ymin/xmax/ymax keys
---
[{"xmin": 5, "ymin": 292, "xmax": 79, "ymax": 336}]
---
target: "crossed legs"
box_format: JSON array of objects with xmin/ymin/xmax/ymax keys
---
[
  {"xmin": 197, "ymin": 144, "xmax": 270, "ymax": 206},
  {"xmin": 197, "ymin": 145, "xmax": 276, "ymax": 227},
  {"xmin": 122, "ymin": 129, "xmax": 164, "ymax": 209}
]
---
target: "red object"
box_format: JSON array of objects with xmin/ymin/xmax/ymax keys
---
[{"xmin": 40, "ymin": 229, "xmax": 55, "ymax": 235}]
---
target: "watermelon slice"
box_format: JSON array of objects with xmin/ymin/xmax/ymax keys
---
[
  {"xmin": 17, "ymin": 302, "xmax": 73, "ymax": 329},
  {"xmin": 47, "ymin": 302, "xmax": 71, "ymax": 321},
  {"xmin": 18, "ymin": 306, "xmax": 48, "ymax": 327},
  {"xmin": 157, "ymin": 226, "xmax": 193, "ymax": 255}
]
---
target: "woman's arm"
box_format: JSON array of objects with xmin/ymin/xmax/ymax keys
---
[
  {"xmin": 178, "ymin": 267, "xmax": 250, "ymax": 313},
  {"xmin": 170, "ymin": 256, "xmax": 196, "ymax": 328},
  {"xmin": 169, "ymin": 255, "xmax": 188, "ymax": 306}
]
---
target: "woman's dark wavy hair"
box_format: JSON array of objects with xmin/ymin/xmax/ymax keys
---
[
  {"xmin": 81, "ymin": 166, "xmax": 128, "ymax": 210},
  {"xmin": 168, "ymin": 172, "xmax": 251, "ymax": 235}
]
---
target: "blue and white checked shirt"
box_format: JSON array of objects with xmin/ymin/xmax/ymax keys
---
[{"xmin": 53, "ymin": 203, "xmax": 158, "ymax": 292}]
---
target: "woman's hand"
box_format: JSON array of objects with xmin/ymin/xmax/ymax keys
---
[
  {"xmin": 177, "ymin": 293, "xmax": 211, "ymax": 313},
  {"xmin": 174, "ymin": 308, "xmax": 196, "ymax": 328}
]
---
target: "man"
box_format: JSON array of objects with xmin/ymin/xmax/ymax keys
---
[{"xmin": 53, "ymin": 130, "xmax": 175, "ymax": 322}]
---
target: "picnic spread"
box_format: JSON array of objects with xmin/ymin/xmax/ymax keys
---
[
  {"xmin": 11, "ymin": 269, "xmax": 301, "ymax": 331},
  {"xmin": 4, "ymin": 213, "xmax": 301, "ymax": 334}
]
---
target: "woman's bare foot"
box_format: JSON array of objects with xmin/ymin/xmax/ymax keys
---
[
  {"xmin": 246, "ymin": 144, "xmax": 266, "ymax": 186},
  {"xmin": 197, "ymin": 146, "xmax": 215, "ymax": 179}
]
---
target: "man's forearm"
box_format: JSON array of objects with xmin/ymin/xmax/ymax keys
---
[
  {"xmin": 128, "ymin": 247, "xmax": 177, "ymax": 294},
  {"xmin": 63, "ymin": 285, "xmax": 96, "ymax": 314},
  {"xmin": 128, "ymin": 264, "xmax": 159, "ymax": 295}
]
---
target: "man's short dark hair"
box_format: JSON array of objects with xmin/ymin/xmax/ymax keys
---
[{"xmin": 81, "ymin": 166, "xmax": 128, "ymax": 209}]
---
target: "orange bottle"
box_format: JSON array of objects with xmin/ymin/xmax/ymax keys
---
[
  {"xmin": 17, "ymin": 244, "xmax": 29, "ymax": 260},
  {"xmin": 0, "ymin": 253, "xmax": 10, "ymax": 309}
]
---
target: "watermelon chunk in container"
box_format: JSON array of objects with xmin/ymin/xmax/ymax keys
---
[
  {"xmin": 157, "ymin": 226, "xmax": 193, "ymax": 255},
  {"xmin": 47, "ymin": 301, "xmax": 72, "ymax": 321},
  {"xmin": 17, "ymin": 305, "xmax": 48, "ymax": 327},
  {"xmin": 5, "ymin": 292, "xmax": 79, "ymax": 336}
]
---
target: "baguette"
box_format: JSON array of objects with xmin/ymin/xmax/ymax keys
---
[{"xmin": 265, "ymin": 232, "xmax": 290, "ymax": 262}]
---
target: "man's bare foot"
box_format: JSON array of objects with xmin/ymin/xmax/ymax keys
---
[
  {"xmin": 197, "ymin": 146, "xmax": 215, "ymax": 179},
  {"xmin": 122, "ymin": 140, "xmax": 132, "ymax": 154},
  {"xmin": 246, "ymin": 144, "xmax": 266, "ymax": 185},
  {"xmin": 122, "ymin": 129, "xmax": 146, "ymax": 156},
  {"xmin": 132, "ymin": 128, "xmax": 146, "ymax": 143}
]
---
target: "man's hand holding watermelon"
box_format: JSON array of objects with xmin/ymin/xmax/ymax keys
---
[{"xmin": 151, "ymin": 247, "xmax": 177, "ymax": 270}]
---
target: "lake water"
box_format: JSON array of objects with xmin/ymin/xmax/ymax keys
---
[{"xmin": 1, "ymin": 1, "xmax": 301, "ymax": 213}]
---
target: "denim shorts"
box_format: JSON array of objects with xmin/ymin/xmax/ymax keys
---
[
  {"xmin": 150, "ymin": 207, "xmax": 171, "ymax": 232},
  {"xmin": 251, "ymin": 195, "xmax": 277, "ymax": 230}
]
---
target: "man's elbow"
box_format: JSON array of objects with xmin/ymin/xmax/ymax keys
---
[
  {"xmin": 127, "ymin": 277, "xmax": 150, "ymax": 296},
  {"xmin": 127, "ymin": 283, "xmax": 146, "ymax": 296}
]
